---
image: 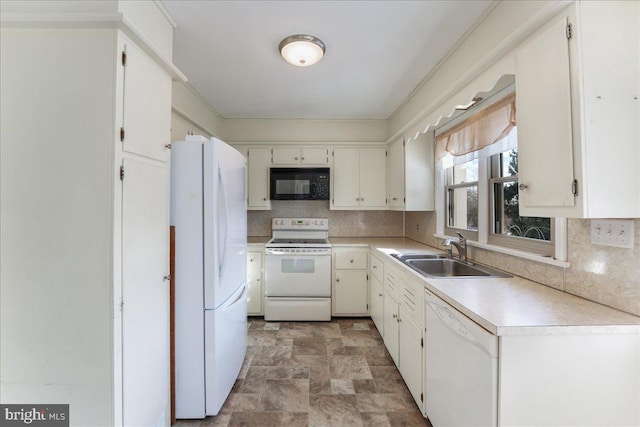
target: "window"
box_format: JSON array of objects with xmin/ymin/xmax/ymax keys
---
[
  {"xmin": 436, "ymin": 88, "xmax": 559, "ymax": 259},
  {"xmin": 444, "ymin": 159, "xmax": 479, "ymax": 240},
  {"xmin": 489, "ymin": 149, "xmax": 553, "ymax": 256}
]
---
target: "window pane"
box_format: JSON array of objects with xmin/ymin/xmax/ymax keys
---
[
  {"xmin": 501, "ymin": 149, "xmax": 518, "ymax": 177},
  {"xmin": 494, "ymin": 180, "xmax": 550, "ymax": 241},
  {"xmin": 448, "ymin": 186, "xmax": 478, "ymax": 231},
  {"xmin": 452, "ymin": 159, "xmax": 479, "ymax": 184}
]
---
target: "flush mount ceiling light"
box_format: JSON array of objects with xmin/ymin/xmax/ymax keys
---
[{"xmin": 279, "ymin": 34, "xmax": 325, "ymax": 67}]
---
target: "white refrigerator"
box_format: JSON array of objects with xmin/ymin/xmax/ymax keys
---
[{"xmin": 170, "ymin": 135, "xmax": 248, "ymax": 418}]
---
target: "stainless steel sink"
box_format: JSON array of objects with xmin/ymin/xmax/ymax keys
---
[
  {"xmin": 391, "ymin": 253, "xmax": 448, "ymax": 261},
  {"xmin": 392, "ymin": 254, "xmax": 511, "ymax": 278}
]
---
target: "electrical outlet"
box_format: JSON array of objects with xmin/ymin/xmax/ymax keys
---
[
  {"xmin": 591, "ymin": 219, "xmax": 635, "ymax": 249},
  {"xmin": 416, "ymin": 224, "xmax": 420, "ymax": 231}
]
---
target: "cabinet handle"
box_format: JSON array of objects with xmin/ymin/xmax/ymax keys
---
[
  {"xmin": 165, "ymin": 144, "xmax": 172, "ymax": 150},
  {"xmin": 397, "ymin": 317, "xmax": 402, "ymax": 323},
  {"xmin": 392, "ymin": 313, "xmax": 397, "ymax": 319},
  {"xmin": 263, "ymin": 197, "xmax": 267, "ymax": 201},
  {"xmin": 361, "ymin": 198, "xmax": 364, "ymax": 201},
  {"xmin": 372, "ymin": 265, "xmax": 377, "ymax": 269},
  {"xmin": 301, "ymin": 157, "xmax": 305, "ymax": 160},
  {"xmin": 392, "ymin": 197, "xmax": 397, "ymax": 201},
  {"xmin": 378, "ymin": 293, "xmax": 383, "ymax": 297},
  {"xmin": 294, "ymin": 157, "xmax": 298, "ymax": 160},
  {"xmin": 350, "ymin": 259, "xmax": 354, "ymax": 263},
  {"xmin": 163, "ymin": 275, "xmax": 171, "ymax": 281},
  {"xmin": 336, "ymin": 278, "xmax": 340, "ymax": 283},
  {"xmin": 519, "ymin": 183, "xmax": 528, "ymax": 191}
]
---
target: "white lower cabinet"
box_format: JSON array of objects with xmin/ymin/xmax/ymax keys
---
[
  {"xmin": 247, "ymin": 249, "xmax": 263, "ymax": 315},
  {"xmin": 370, "ymin": 253, "xmax": 385, "ymax": 333},
  {"xmin": 370, "ymin": 273, "xmax": 384, "ymax": 335},
  {"xmin": 425, "ymin": 288, "xmax": 640, "ymax": 427},
  {"xmin": 332, "ymin": 248, "xmax": 369, "ymax": 316},
  {"xmin": 382, "ymin": 264, "xmax": 424, "ymax": 411}
]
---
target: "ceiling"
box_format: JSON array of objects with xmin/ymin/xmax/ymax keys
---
[{"xmin": 163, "ymin": 1, "xmax": 494, "ymax": 121}]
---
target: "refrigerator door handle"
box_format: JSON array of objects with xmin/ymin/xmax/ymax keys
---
[{"xmin": 217, "ymin": 166, "xmax": 229, "ymax": 279}]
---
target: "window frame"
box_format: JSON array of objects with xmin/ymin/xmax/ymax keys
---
[
  {"xmin": 443, "ymin": 161, "xmax": 479, "ymax": 242},
  {"xmin": 487, "ymin": 151, "xmax": 554, "ymax": 256}
]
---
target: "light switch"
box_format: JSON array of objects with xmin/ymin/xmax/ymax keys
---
[{"xmin": 590, "ymin": 219, "xmax": 635, "ymax": 249}]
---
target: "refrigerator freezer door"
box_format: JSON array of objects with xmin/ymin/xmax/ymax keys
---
[
  {"xmin": 203, "ymin": 139, "xmax": 247, "ymax": 309},
  {"xmin": 205, "ymin": 283, "xmax": 248, "ymax": 415}
]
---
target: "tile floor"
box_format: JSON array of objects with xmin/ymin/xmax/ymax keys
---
[{"xmin": 175, "ymin": 318, "xmax": 432, "ymax": 427}]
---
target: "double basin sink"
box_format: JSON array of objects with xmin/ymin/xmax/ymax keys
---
[{"xmin": 391, "ymin": 253, "xmax": 511, "ymax": 279}]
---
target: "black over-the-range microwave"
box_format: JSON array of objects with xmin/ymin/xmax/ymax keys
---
[{"xmin": 270, "ymin": 168, "xmax": 330, "ymax": 200}]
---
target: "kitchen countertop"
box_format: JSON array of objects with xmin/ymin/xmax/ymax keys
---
[{"xmin": 247, "ymin": 236, "xmax": 640, "ymax": 335}]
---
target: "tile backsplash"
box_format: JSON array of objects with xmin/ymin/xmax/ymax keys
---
[
  {"xmin": 405, "ymin": 212, "xmax": 640, "ymax": 317},
  {"xmin": 248, "ymin": 201, "xmax": 403, "ymax": 237}
]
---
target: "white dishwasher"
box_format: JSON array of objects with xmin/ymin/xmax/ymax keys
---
[{"xmin": 424, "ymin": 289, "xmax": 498, "ymax": 427}]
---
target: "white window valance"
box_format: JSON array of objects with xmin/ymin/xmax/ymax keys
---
[{"xmin": 434, "ymin": 93, "xmax": 516, "ymax": 162}]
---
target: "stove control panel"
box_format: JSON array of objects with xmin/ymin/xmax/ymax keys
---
[{"xmin": 272, "ymin": 218, "xmax": 328, "ymax": 230}]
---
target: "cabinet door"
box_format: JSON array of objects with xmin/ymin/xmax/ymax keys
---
[
  {"xmin": 301, "ymin": 147, "xmax": 329, "ymax": 165},
  {"xmin": 120, "ymin": 35, "xmax": 172, "ymax": 162},
  {"xmin": 388, "ymin": 138, "xmax": 405, "ymax": 209},
  {"xmin": 271, "ymin": 147, "xmax": 300, "ymax": 165},
  {"xmin": 370, "ymin": 274, "xmax": 384, "ymax": 335},
  {"xmin": 247, "ymin": 251, "xmax": 263, "ymax": 315},
  {"xmin": 359, "ymin": 148, "xmax": 387, "ymax": 208},
  {"xmin": 335, "ymin": 251, "xmax": 368, "ymax": 270},
  {"xmin": 516, "ymin": 16, "xmax": 575, "ymax": 210},
  {"xmin": 383, "ymin": 292, "xmax": 399, "ymax": 365},
  {"xmin": 332, "ymin": 148, "xmax": 360, "ymax": 207},
  {"xmin": 247, "ymin": 148, "xmax": 271, "ymax": 209},
  {"xmin": 334, "ymin": 270, "xmax": 368, "ymax": 315},
  {"xmin": 122, "ymin": 158, "xmax": 170, "ymax": 426},
  {"xmin": 399, "ymin": 308, "xmax": 423, "ymax": 410}
]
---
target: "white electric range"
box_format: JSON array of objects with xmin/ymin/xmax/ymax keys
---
[{"xmin": 264, "ymin": 218, "xmax": 331, "ymax": 321}]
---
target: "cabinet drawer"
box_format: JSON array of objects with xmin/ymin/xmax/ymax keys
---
[
  {"xmin": 401, "ymin": 278, "xmax": 423, "ymax": 327},
  {"xmin": 335, "ymin": 252, "xmax": 368, "ymax": 269},
  {"xmin": 370, "ymin": 254, "xmax": 384, "ymax": 281},
  {"xmin": 385, "ymin": 268, "xmax": 401, "ymax": 299}
]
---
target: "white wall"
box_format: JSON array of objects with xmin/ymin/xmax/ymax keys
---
[
  {"xmin": 223, "ymin": 118, "xmax": 388, "ymax": 144},
  {"xmin": 389, "ymin": 0, "xmax": 569, "ymax": 142},
  {"xmin": 0, "ymin": 28, "xmax": 116, "ymax": 425},
  {"xmin": 172, "ymin": 81, "xmax": 224, "ymax": 140}
]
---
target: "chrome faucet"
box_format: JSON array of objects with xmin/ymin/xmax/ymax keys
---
[{"xmin": 443, "ymin": 232, "xmax": 467, "ymax": 262}]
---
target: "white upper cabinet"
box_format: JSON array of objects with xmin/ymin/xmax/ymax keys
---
[
  {"xmin": 388, "ymin": 138, "xmax": 405, "ymax": 209},
  {"xmin": 516, "ymin": 1, "xmax": 640, "ymax": 218},
  {"xmin": 271, "ymin": 146, "xmax": 329, "ymax": 165},
  {"xmin": 387, "ymin": 134, "xmax": 435, "ymax": 211},
  {"xmin": 332, "ymin": 147, "xmax": 387, "ymax": 209},
  {"xmin": 247, "ymin": 147, "xmax": 271, "ymax": 210},
  {"xmin": 120, "ymin": 35, "xmax": 172, "ymax": 163}
]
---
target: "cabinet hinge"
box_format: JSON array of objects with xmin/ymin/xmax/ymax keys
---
[
  {"xmin": 420, "ymin": 393, "xmax": 423, "ymax": 403},
  {"xmin": 572, "ymin": 179, "xmax": 578, "ymax": 196},
  {"xmin": 120, "ymin": 127, "xmax": 125, "ymax": 142},
  {"xmin": 120, "ymin": 165, "xmax": 125, "ymax": 180},
  {"xmin": 566, "ymin": 23, "xmax": 572, "ymax": 40},
  {"xmin": 121, "ymin": 51, "xmax": 127, "ymax": 66}
]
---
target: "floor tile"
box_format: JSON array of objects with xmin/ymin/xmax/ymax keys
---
[{"xmin": 175, "ymin": 318, "xmax": 426, "ymax": 427}]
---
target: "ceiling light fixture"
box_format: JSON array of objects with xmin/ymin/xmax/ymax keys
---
[{"xmin": 279, "ymin": 34, "xmax": 325, "ymax": 67}]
